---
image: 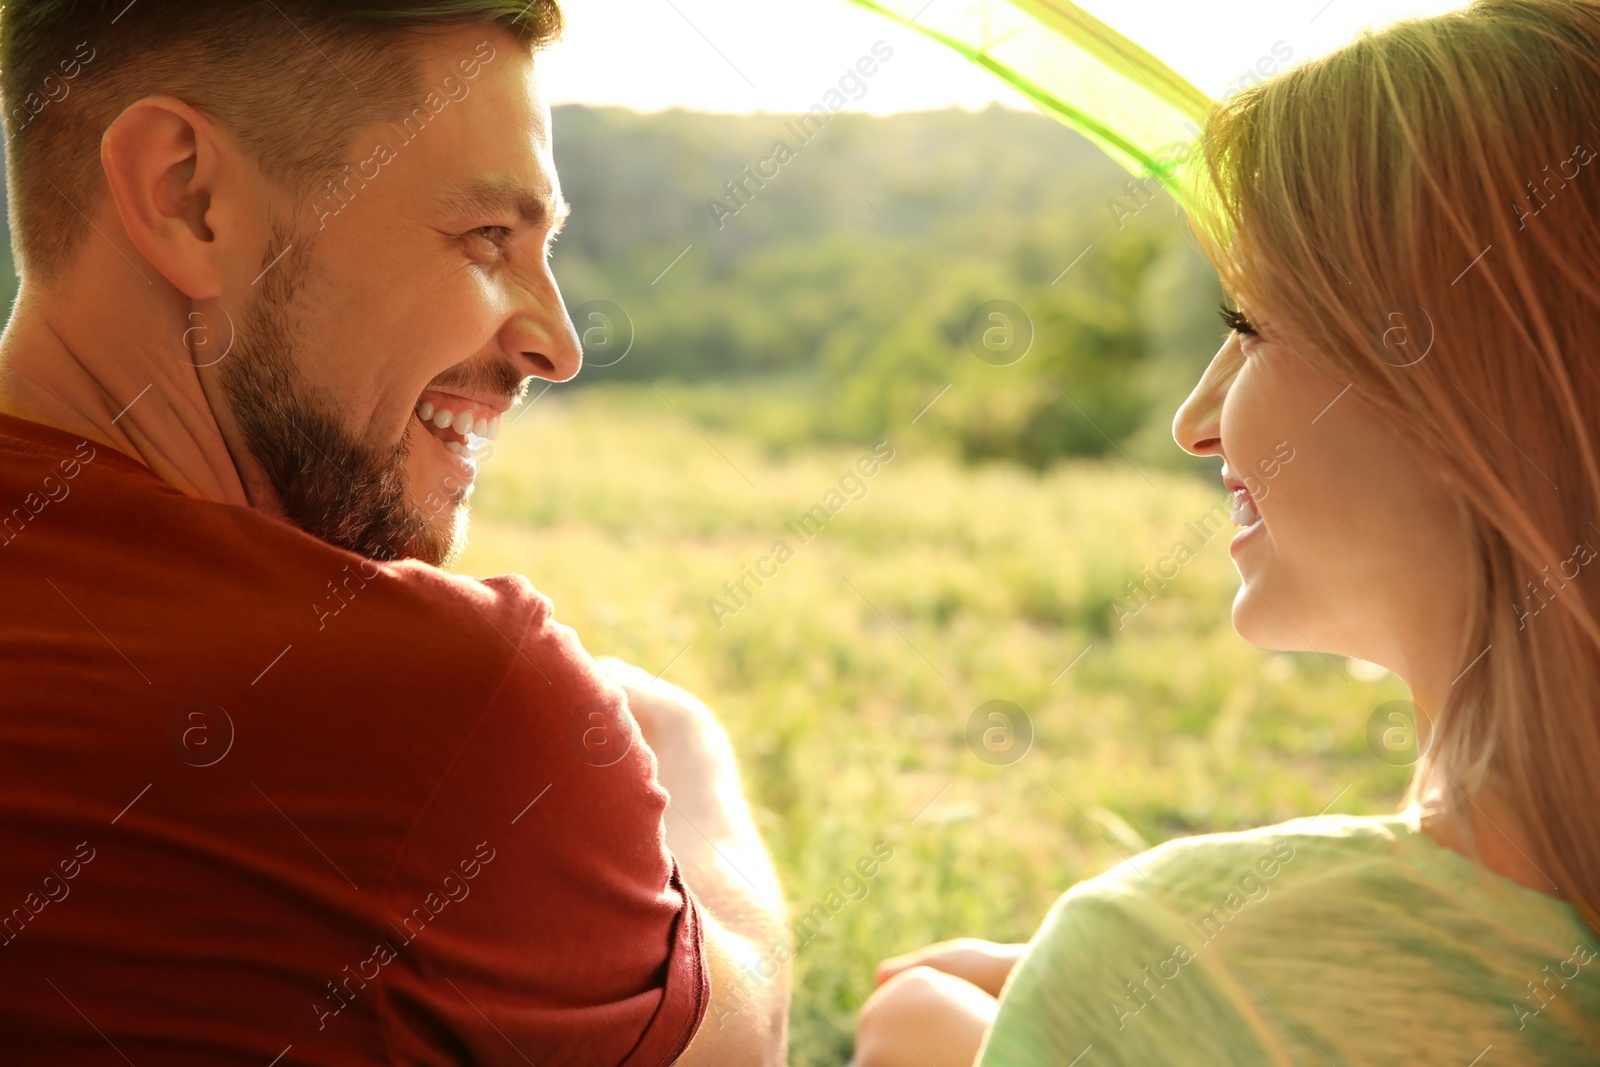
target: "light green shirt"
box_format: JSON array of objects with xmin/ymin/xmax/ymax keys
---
[{"xmin": 978, "ymin": 812, "xmax": 1600, "ymax": 1066}]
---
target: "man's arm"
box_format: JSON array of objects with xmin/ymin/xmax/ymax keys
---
[{"xmin": 599, "ymin": 659, "xmax": 790, "ymax": 1064}]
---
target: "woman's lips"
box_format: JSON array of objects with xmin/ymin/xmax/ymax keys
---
[
  {"xmin": 1230, "ymin": 490, "xmax": 1264, "ymax": 556},
  {"xmin": 1230, "ymin": 519, "xmax": 1265, "ymax": 555}
]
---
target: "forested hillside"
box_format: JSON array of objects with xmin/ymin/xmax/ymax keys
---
[{"xmin": 549, "ymin": 104, "xmax": 1226, "ymax": 471}]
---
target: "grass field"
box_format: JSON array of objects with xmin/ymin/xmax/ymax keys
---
[{"xmin": 451, "ymin": 382, "xmax": 1413, "ymax": 1066}]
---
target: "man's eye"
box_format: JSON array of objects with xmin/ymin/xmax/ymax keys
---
[{"xmin": 466, "ymin": 226, "xmax": 514, "ymax": 254}]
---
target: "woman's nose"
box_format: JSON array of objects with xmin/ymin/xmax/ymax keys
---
[{"xmin": 1172, "ymin": 334, "xmax": 1242, "ymax": 458}]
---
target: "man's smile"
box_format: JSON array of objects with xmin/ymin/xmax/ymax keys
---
[{"xmin": 413, "ymin": 388, "xmax": 509, "ymax": 474}]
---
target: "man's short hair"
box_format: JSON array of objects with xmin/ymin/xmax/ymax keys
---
[{"xmin": 0, "ymin": 1, "xmax": 564, "ymax": 280}]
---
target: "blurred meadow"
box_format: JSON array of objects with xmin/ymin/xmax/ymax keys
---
[
  {"xmin": 439, "ymin": 101, "xmax": 1419, "ymax": 1065},
  {"xmin": 0, "ymin": 8, "xmax": 1438, "ymax": 1063},
  {"xmin": 453, "ymin": 383, "xmax": 1413, "ymax": 1064},
  {"xmin": 0, "ymin": 98, "xmax": 1416, "ymax": 1065}
]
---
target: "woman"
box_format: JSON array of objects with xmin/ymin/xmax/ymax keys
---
[{"xmin": 855, "ymin": 1, "xmax": 1600, "ymax": 1062}]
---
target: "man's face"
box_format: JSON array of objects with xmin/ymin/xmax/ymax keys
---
[{"xmin": 205, "ymin": 26, "xmax": 581, "ymax": 566}]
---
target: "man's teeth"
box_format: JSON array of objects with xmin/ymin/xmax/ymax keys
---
[
  {"xmin": 1231, "ymin": 489, "xmax": 1262, "ymax": 527},
  {"xmin": 415, "ymin": 400, "xmax": 500, "ymax": 441}
]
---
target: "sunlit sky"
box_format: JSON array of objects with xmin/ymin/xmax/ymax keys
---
[{"xmin": 543, "ymin": 0, "xmax": 1475, "ymax": 114}]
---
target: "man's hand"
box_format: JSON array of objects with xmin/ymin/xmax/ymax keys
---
[
  {"xmin": 594, "ymin": 657, "xmax": 790, "ymax": 1065},
  {"xmin": 875, "ymin": 938, "xmax": 1028, "ymax": 999}
]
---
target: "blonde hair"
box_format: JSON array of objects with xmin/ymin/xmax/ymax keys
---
[{"xmin": 1185, "ymin": 0, "xmax": 1600, "ymax": 930}]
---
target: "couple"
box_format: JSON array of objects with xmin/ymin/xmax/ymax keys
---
[{"xmin": 0, "ymin": 0, "xmax": 1596, "ymax": 1064}]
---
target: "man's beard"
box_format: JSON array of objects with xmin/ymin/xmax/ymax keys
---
[{"xmin": 217, "ymin": 221, "xmax": 464, "ymax": 567}]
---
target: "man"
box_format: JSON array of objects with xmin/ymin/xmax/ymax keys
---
[{"xmin": 0, "ymin": 2, "xmax": 789, "ymax": 1063}]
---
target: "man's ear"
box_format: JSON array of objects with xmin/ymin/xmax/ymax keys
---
[{"xmin": 101, "ymin": 96, "xmax": 234, "ymax": 301}]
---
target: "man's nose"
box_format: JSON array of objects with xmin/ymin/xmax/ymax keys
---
[
  {"xmin": 1172, "ymin": 334, "xmax": 1243, "ymax": 458},
  {"xmin": 499, "ymin": 277, "xmax": 582, "ymax": 384}
]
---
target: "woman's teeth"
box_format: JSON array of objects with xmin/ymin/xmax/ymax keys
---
[{"xmin": 1231, "ymin": 489, "xmax": 1262, "ymax": 527}]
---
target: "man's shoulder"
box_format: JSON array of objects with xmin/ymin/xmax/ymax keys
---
[
  {"xmin": 210, "ymin": 531, "xmax": 560, "ymax": 706},
  {"xmin": 0, "ymin": 412, "xmax": 559, "ymax": 699},
  {"xmin": 339, "ymin": 556, "xmax": 551, "ymax": 639}
]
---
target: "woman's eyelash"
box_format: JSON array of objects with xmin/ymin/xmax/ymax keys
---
[{"xmin": 1218, "ymin": 302, "xmax": 1257, "ymax": 337}]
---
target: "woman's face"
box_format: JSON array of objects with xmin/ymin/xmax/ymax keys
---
[{"xmin": 1172, "ymin": 315, "xmax": 1471, "ymax": 691}]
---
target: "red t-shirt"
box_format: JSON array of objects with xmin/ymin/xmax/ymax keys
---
[{"xmin": 0, "ymin": 412, "xmax": 708, "ymax": 1065}]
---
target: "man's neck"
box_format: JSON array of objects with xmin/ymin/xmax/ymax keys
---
[{"xmin": 0, "ymin": 283, "xmax": 251, "ymax": 507}]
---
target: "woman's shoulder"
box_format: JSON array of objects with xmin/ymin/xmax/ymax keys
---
[
  {"xmin": 1102, "ymin": 811, "xmax": 1407, "ymax": 892},
  {"xmin": 978, "ymin": 811, "xmax": 1600, "ymax": 1066},
  {"xmin": 1070, "ymin": 809, "xmax": 1587, "ymax": 948},
  {"xmin": 1028, "ymin": 812, "xmax": 1432, "ymax": 970}
]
